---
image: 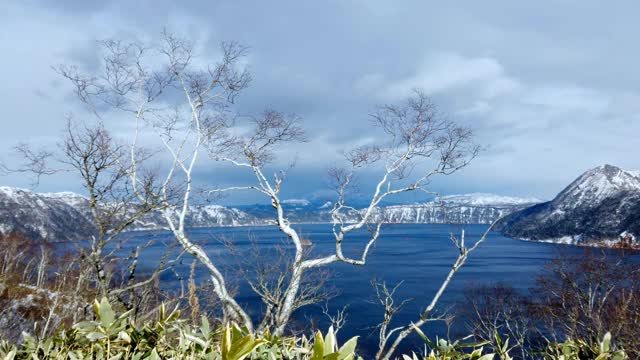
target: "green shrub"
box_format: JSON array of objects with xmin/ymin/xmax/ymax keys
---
[
  {"xmin": 0, "ymin": 298, "xmax": 630, "ymax": 360},
  {"xmin": 544, "ymin": 332, "xmax": 628, "ymax": 360},
  {"xmin": 404, "ymin": 324, "xmax": 499, "ymax": 360},
  {"xmin": 0, "ymin": 298, "xmax": 360, "ymax": 360}
]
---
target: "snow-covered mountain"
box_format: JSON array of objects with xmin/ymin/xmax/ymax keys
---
[
  {"xmin": 497, "ymin": 164, "xmax": 640, "ymax": 247},
  {"xmin": 0, "ymin": 186, "xmax": 539, "ymax": 241},
  {"xmin": 0, "ymin": 187, "xmax": 261, "ymax": 241},
  {"xmin": 0, "ymin": 186, "xmax": 94, "ymax": 241}
]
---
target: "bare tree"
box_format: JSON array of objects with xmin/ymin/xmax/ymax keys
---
[
  {"xmin": 202, "ymin": 90, "xmax": 480, "ymax": 337},
  {"xmin": 2, "ymin": 118, "xmax": 172, "ymax": 318},
  {"xmin": 57, "ymin": 30, "xmax": 255, "ymax": 329},
  {"xmin": 56, "ymin": 28, "xmax": 481, "ymax": 340},
  {"xmin": 60, "ymin": 120, "xmax": 164, "ymax": 299}
]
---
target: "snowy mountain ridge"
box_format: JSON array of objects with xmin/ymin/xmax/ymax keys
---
[
  {"xmin": 0, "ymin": 186, "xmax": 539, "ymax": 241},
  {"xmin": 437, "ymin": 193, "xmax": 543, "ymax": 206}
]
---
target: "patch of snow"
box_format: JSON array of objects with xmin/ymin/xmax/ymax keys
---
[
  {"xmin": 626, "ymin": 169, "xmax": 640, "ymax": 178},
  {"xmin": 40, "ymin": 191, "xmax": 84, "ymax": 198},
  {"xmin": 535, "ymin": 235, "xmax": 577, "ymax": 245},
  {"xmin": 282, "ymin": 199, "xmax": 311, "ymax": 206},
  {"xmin": 0, "ymin": 186, "xmax": 34, "ymax": 200},
  {"xmin": 437, "ymin": 193, "xmax": 542, "ymax": 206},
  {"xmin": 319, "ymin": 201, "xmax": 333, "ymax": 209}
]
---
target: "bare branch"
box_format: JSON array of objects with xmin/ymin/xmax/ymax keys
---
[
  {"xmin": 0, "ymin": 143, "xmax": 63, "ymax": 186},
  {"xmin": 376, "ymin": 222, "xmax": 498, "ymax": 360}
]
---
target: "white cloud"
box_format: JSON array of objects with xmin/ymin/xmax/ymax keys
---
[
  {"xmin": 381, "ymin": 53, "xmax": 506, "ymax": 99},
  {"xmin": 4, "ymin": 1, "xmax": 640, "ymax": 201}
]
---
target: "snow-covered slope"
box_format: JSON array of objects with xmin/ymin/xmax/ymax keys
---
[
  {"xmin": 0, "ymin": 187, "xmax": 94, "ymax": 241},
  {"xmin": 497, "ymin": 164, "xmax": 640, "ymax": 247},
  {"xmin": 372, "ymin": 203, "xmax": 517, "ymax": 224}
]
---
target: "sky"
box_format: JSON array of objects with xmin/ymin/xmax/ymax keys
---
[{"xmin": 1, "ymin": 1, "xmax": 639, "ymax": 204}]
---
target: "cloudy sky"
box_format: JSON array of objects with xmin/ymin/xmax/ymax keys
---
[{"xmin": 1, "ymin": 1, "xmax": 639, "ymax": 204}]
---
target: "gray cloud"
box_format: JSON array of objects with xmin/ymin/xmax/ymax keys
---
[{"xmin": 1, "ymin": 1, "xmax": 639, "ymax": 203}]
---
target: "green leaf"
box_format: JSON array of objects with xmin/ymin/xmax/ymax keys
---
[
  {"xmin": 86, "ymin": 332, "xmax": 108, "ymax": 341},
  {"xmin": 612, "ymin": 352, "xmax": 627, "ymax": 360},
  {"xmin": 4, "ymin": 349, "xmax": 16, "ymax": 360},
  {"xmin": 478, "ymin": 354, "xmax": 495, "ymax": 360},
  {"xmin": 73, "ymin": 321, "xmax": 97, "ymax": 330},
  {"xmin": 98, "ymin": 297, "xmax": 115, "ymax": 328},
  {"xmin": 183, "ymin": 332, "xmax": 207, "ymax": 347},
  {"xmin": 324, "ymin": 326, "xmax": 336, "ymax": 355},
  {"xmin": 231, "ymin": 324, "xmax": 244, "ymax": 343},
  {"xmin": 311, "ymin": 331, "xmax": 325, "ymax": 360},
  {"xmin": 411, "ymin": 324, "xmax": 435, "ymax": 348},
  {"xmin": 600, "ymin": 332, "xmax": 612, "ymax": 353},
  {"xmin": 200, "ymin": 316, "xmax": 211, "ymax": 338},
  {"xmin": 144, "ymin": 348, "xmax": 160, "ymax": 360},
  {"xmin": 222, "ymin": 323, "xmax": 232, "ymax": 359},
  {"xmin": 226, "ymin": 337, "xmax": 265, "ymax": 360},
  {"xmin": 158, "ymin": 303, "xmax": 166, "ymax": 321},
  {"xmin": 118, "ymin": 331, "xmax": 131, "ymax": 344},
  {"xmin": 337, "ymin": 336, "xmax": 358, "ymax": 360}
]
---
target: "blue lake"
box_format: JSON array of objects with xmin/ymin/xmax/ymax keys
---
[{"xmin": 98, "ymin": 224, "xmax": 635, "ymax": 356}]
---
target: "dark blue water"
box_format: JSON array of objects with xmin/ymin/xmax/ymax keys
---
[{"xmin": 97, "ymin": 224, "xmax": 634, "ymax": 356}]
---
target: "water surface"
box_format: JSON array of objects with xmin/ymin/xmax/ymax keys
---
[{"xmin": 95, "ymin": 224, "xmax": 635, "ymax": 356}]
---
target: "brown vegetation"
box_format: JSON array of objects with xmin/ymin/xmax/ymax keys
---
[{"xmin": 462, "ymin": 250, "xmax": 640, "ymax": 359}]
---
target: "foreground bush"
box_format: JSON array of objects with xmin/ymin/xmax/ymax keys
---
[
  {"xmin": 0, "ymin": 298, "xmax": 360, "ymax": 360},
  {"xmin": 544, "ymin": 332, "xmax": 627, "ymax": 360},
  {"xmin": 0, "ymin": 298, "xmax": 629, "ymax": 359}
]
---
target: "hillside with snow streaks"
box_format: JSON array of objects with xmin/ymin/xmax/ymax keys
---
[
  {"xmin": 0, "ymin": 187, "xmax": 262, "ymax": 241},
  {"xmin": 373, "ymin": 204, "xmax": 517, "ymax": 224},
  {"xmin": 497, "ymin": 164, "xmax": 640, "ymax": 247},
  {"xmin": 0, "ymin": 187, "xmax": 94, "ymax": 241}
]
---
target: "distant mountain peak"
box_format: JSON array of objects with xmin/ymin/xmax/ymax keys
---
[
  {"xmin": 589, "ymin": 164, "xmax": 637, "ymax": 180},
  {"xmin": 498, "ymin": 164, "xmax": 640, "ymax": 247},
  {"xmin": 554, "ymin": 164, "xmax": 640, "ymax": 209}
]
